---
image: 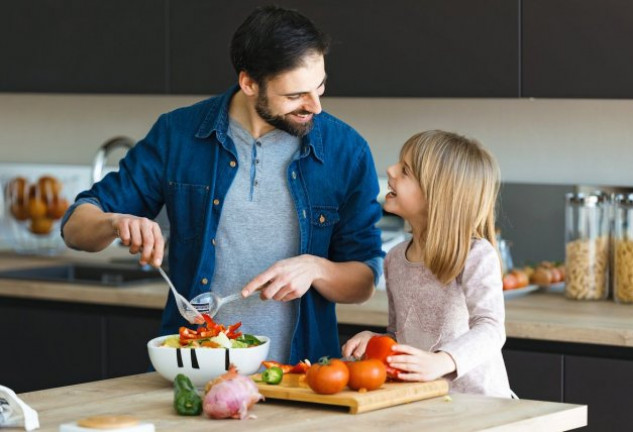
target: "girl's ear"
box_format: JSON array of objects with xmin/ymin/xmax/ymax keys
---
[{"xmin": 238, "ymin": 71, "xmax": 259, "ymax": 96}]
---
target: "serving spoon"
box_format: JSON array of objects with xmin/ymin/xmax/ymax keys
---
[
  {"xmin": 157, "ymin": 267, "xmax": 205, "ymax": 324},
  {"xmin": 190, "ymin": 291, "xmax": 244, "ymax": 318}
]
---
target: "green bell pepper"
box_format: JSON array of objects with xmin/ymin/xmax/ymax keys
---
[{"xmin": 173, "ymin": 373, "xmax": 202, "ymax": 416}]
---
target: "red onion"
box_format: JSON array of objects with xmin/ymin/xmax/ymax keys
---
[{"xmin": 203, "ymin": 364, "xmax": 264, "ymax": 419}]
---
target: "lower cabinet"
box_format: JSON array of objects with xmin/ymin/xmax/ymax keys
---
[
  {"xmin": 565, "ymin": 355, "xmax": 633, "ymax": 431},
  {"xmin": 0, "ymin": 297, "xmax": 162, "ymax": 393},
  {"xmin": 105, "ymin": 310, "xmax": 162, "ymax": 378},
  {"xmin": 503, "ymin": 349, "xmax": 563, "ymax": 402}
]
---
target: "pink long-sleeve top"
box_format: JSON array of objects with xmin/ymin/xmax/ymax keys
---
[{"xmin": 385, "ymin": 238, "xmax": 512, "ymax": 398}]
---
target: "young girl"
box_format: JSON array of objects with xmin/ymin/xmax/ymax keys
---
[{"xmin": 342, "ymin": 130, "xmax": 512, "ymax": 398}]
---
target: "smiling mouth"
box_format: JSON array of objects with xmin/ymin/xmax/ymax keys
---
[
  {"xmin": 386, "ymin": 183, "xmax": 397, "ymax": 198},
  {"xmin": 289, "ymin": 112, "xmax": 313, "ymax": 123}
]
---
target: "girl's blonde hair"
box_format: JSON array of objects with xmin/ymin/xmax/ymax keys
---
[{"xmin": 401, "ymin": 130, "xmax": 500, "ymax": 284}]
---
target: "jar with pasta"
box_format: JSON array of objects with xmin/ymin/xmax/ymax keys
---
[
  {"xmin": 564, "ymin": 193, "xmax": 610, "ymax": 300},
  {"xmin": 613, "ymin": 194, "xmax": 633, "ymax": 304}
]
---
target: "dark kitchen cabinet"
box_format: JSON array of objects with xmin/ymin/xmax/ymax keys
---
[
  {"xmin": 0, "ymin": 0, "xmax": 167, "ymax": 93},
  {"xmin": 565, "ymin": 355, "xmax": 633, "ymax": 431},
  {"xmin": 169, "ymin": 0, "xmax": 519, "ymax": 97},
  {"xmin": 523, "ymin": 0, "xmax": 633, "ymax": 98},
  {"xmin": 105, "ymin": 311, "xmax": 161, "ymax": 378},
  {"xmin": 503, "ymin": 349, "xmax": 563, "ymax": 402},
  {"xmin": 0, "ymin": 296, "xmax": 162, "ymax": 393},
  {"xmin": 0, "ymin": 298, "xmax": 104, "ymax": 392}
]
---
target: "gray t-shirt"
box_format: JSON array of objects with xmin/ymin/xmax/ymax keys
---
[{"xmin": 211, "ymin": 118, "xmax": 300, "ymax": 362}]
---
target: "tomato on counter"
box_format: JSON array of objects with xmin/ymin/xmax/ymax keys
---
[
  {"xmin": 306, "ymin": 357, "xmax": 349, "ymax": 395},
  {"xmin": 346, "ymin": 359, "xmax": 387, "ymax": 391}
]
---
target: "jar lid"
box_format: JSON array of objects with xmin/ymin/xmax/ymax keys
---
[
  {"xmin": 565, "ymin": 192, "xmax": 609, "ymax": 206},
  {"xmin": 614, "ymin": 193, "xmax": 633, "ymax": 206}
]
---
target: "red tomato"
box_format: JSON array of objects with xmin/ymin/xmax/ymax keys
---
[
  {"xmin": 511, "ymin": 269, "xmax": 529, "ymax": 288},
  {"xmin": 365, "ymin": 335, "xmax": 397, "ymax": 363},
  {"xmin": 306, "ymin": 358, "xmax": 349, "ymax": 395},
  {"xmin": 502, "ymin": 273, "xmax": 519, "ymax": 290},
  {"xmin": 549, "ymin": 267, "xmax": 563, "ymax": 283},
  {"xmin": 346, "ymin": 359, "xmax": 387, "ymax": 391}
]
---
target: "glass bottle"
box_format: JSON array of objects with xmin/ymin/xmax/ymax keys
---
[
  {"xmin": 613, "ymin": 194, "xmax": 633, "ymax": 304},
  {"xmin": 564, "ymin": 193, "xmax": 610, "ymax": 300}
]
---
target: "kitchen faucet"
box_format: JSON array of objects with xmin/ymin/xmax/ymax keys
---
[{"xmin": 91, "ymin": 136, "xmax": 135, "ymax": 184}]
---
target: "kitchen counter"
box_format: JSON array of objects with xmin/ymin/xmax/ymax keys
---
[
  {"xmin": 18, "ymin": 372, "xmax": 586, "ymax": 432},
  {"xmin": 1, "ymin": 253, "xmax": 633, "ymax": 348}
]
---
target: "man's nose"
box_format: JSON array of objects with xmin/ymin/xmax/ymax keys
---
[{"xmin": 304, "ymin": 91, "xmax": 322, "ymax": 114}]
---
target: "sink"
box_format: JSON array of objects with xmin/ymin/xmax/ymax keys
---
[{"xmin": 0, "ymin": 263, "xmax": 164, "ymax": 287}]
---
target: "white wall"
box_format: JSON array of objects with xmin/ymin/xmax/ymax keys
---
[{"xmin": 1, "ymin": 93, "xmax": 633, "ymax": 186}]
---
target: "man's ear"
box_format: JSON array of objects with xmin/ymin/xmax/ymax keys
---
[{"xmin": 238, "ymin": 71, "xmax": 259, "ymax": 96}]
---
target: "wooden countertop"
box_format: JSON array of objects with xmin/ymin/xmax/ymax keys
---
[
  {"xmin": 2, "ymin": 253, "xmax": 633, "ymax": 348},
  {"xmin": 18, "ymin": 372, "xmax": 586, "ymax": 432}
]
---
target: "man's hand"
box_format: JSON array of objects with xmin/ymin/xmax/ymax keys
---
[
  {"xmin": 387, "ymin": 344, "xmax": 456, "ymax": 382},
  {"xmin": 241, "ymin": 254, "xmax": 320, "ymax": 301},
  {"xmin": 341, "ymin": 330, "xmax": 381, "ymax": 359},
  {"xmin": 111, "ymin": 214, "xmax": 165, "ymax": 267}
]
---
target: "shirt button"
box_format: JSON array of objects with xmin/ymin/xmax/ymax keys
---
[
  {"xmin": 229, "ymin": 161, "xmax": 236, "ymax": 167},
  {"xmin": 201, "ymin": 278, "xmax": 208, "ymax": 285},
  {"xmin": 303, "ymin": 209, "xmax": 307, "ymax": 219},
  {"xmin": 292, "ymin": 171, "xmax": 297, "ymax": 180},
  {"xmin": 256, "ymin": 141, "xmax": 262, "ymax": 147},
  {"xmin": 213, "ymin": 199, "xmax": 220, "ymax": 205},
  {"xmin": 211, "ymin": 238, "xmax": 216, "ymax": 246},
  {"xmin": 319, "ymin": 214, "xmax": 326, "ymax": 224},
  {"xmin": 254, "ymin": 180, "xmax": 259, "ymax": 186}
]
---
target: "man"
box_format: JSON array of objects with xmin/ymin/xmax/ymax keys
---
[{"xmin": 62, "ymin": 5, "xmax": 383, "ymax": 363}]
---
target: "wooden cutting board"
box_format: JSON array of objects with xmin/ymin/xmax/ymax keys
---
[{"xmin": 253, "ymin": 373, "xmax": 449, "ymax": 414}]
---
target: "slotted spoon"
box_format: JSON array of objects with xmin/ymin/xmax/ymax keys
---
[{"xmin": 157, "ymin": 267, "xmax": 204, "ymax": 324}]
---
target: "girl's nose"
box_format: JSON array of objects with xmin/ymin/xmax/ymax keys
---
[{"xmin": 386, "ymin": 164, "xmax": 397, "ymax": 178}]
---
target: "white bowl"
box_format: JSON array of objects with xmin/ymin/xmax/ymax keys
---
[{"xmin": 147, "ymin": 335, "xmax": 270, "ymax": 387}]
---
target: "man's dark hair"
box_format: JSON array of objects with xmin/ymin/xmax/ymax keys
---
[{"xmin": 230, "ymin": 5, "xmax": 330, "ymax": 84}]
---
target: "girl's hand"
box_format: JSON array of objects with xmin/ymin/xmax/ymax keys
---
[
  {"xmin": 387, "ymin": 344, "xmax": 456, "ymax": 382},
  {"xmin": 341, "ymin": 330, "xmax": 381, "ymax": 359}
]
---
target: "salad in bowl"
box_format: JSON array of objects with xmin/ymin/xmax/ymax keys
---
[{"xmin": 148, "ymin": 314, "xmax": 270, "ymax": 386}]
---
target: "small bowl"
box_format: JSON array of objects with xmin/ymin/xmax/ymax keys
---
[{"xmin": 147, "ymin": 335, "xmax": 270, "ymax": 387}]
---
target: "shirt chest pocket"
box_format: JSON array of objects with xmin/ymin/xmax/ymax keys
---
[
  {"xmin": 310, "ymin": 205, "xmax": 340, "ymax": 256},
  {"xmin": 167, "ymin": 182, "xmax": 210, "ymax": 243}
]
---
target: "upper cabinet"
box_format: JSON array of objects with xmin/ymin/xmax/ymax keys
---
[
  {"xmin": 1, "ymin": 0, "xmax": 518, "ymax": 97},
  {"xmin": 3, "ymin": 0, "xmax": 633, "ymax": 98},
  {"xmin": 169, "ymin": 0, "xmax": 520, "ymax": 97},
  {"xmin": 0, "ymin": 0, "xmax": 167, "ymax": 94},
  {"xmin": 522, "ymin": 0, "xmax": 633, "ymax": 98}
]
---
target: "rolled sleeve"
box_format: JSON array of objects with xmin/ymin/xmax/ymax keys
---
[
  {"xmin": 59, "ymin": 196, "xmax": 103, "ymax": 242},
  {"xmin": 364, "ymin": 256, "xmax": 384, "ymax": 286}
]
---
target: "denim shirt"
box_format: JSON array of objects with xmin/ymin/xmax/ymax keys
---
[{"xmin": 62, "ymin": 85, "xmax": 384, "ymax": 363}]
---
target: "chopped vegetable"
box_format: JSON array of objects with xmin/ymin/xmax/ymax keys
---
[
  {"xmin": 261, "ymin": 366, "xmax": 284, "ymax": 385},
  {"xmin": 260, "ymin": 359, "xmax": 310, "ymax": 374},
  {"xmin": 173, "ymin": 374, "xmax": 202, "ymax": 416},
  {"xmin": 161, "ymin": 314, "xmax": 262, "ymax": 349}
]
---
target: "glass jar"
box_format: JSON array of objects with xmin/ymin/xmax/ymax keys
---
[
  {"xmin": 564, "ymin": 193, "xmax": 610, "ymax": 300},
  {"xmin": 613, "ymin": 194, "xmax": 633, "ymax": 304}
]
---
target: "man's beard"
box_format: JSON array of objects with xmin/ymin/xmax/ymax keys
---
[{"xmin": 255, "ymin": 91, "xmax": 315, "ymax": 137}]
